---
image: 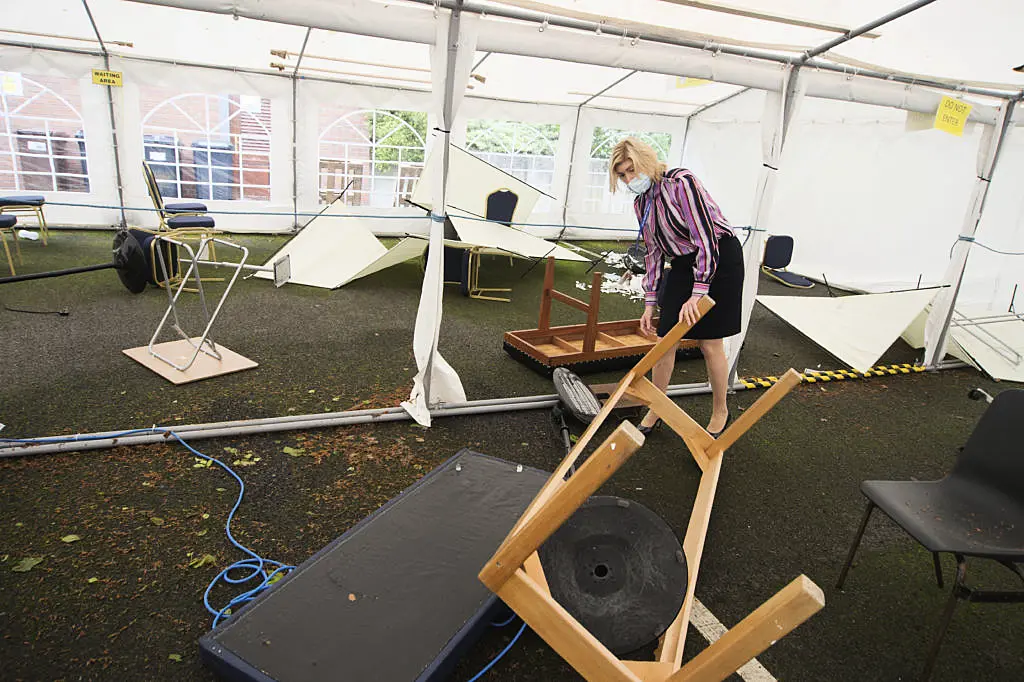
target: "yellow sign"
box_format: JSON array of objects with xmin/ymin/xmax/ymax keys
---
[
  {"xmin": 92, "ymin": 69, "xmax": 122, "ymax": 87},
  {"xmin": 2, "ymin": 72, "xmax": 24, "ymax": 96},
  {"xmin": 675, "ymin": 77, "xmax": 711, "ymax": 89},
  {"xmin": 933, "ymin": 96, "xmax": 972, "ymax": 136}
]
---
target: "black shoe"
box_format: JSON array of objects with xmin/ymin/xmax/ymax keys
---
[
  {"xmin": 708, "ymin": 413, "xmax": 731, "ymax": 439},
  {"xmin": 638, "ymin": 419, "xmax": 661, "ymax": 436}
]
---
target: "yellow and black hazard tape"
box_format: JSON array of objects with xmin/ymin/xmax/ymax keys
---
[{"xmin": 739, "ymin": 363, "xmax": 926, "ymax": 389}]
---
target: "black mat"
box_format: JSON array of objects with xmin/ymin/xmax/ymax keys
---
[{"xmin": 200, "ymin": 449, "xmax": 550, "ymax": 682}]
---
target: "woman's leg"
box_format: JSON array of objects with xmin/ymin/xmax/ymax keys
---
[
  {"xmin": 639, "ymin": 340, "xmax": 677, "ymax": 428},
  {"xmin": 700, "ymin": 338, "xmax": 730, "ymax": 432}
]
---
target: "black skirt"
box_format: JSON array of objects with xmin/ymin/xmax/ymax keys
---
[{"xmin": 656, "ymin": 234, "xmax": 745, "ymax": 339}]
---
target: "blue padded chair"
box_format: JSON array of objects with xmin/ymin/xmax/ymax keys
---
[
  {"xmin": 761, "ymin": 235, "xmax": 814, "ymax": 288},
  {"xmin": 142, "ymin": 161, "xmax": 215, "ymax": 231},
  {"xmin": 0, "ymin": 194, "xmax": 48, "ymax": 245},
  {"xmin": 141, "ymin": 161, "xmax": 218, "ymax": 287},
  {"xmin": 837, "ymin": 389, "xmax": 1024, "ymax": 680}
]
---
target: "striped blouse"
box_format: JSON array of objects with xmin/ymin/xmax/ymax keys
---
[{"xmin": 634, "ymin": 168, "xmax": 734, "ymax": 307}]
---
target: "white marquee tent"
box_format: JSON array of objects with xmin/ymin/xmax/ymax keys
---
[{"xmin": 1, "ymin": 0, "xmax": 1022, "ymax": 420}]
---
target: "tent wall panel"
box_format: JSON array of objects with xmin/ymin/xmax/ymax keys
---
[
  {"xmin": 113, "ymin": 57, "xmax": 295, "ymax": 232},
  {"xmin": 562, "ymin": 107, "xmax": 686, "ymax": 238},
  {"xmin": 770, "ymin": 97, "xmax": 982, "ymax": 292},
  {"xmin": 295, "ymin": 78, "xmax": 435, "ymax": 237},
  {"xmin": 0, "ymin": 48, "xmax": 121, "ymax": 227},
  {"xmin": 682, "ymin": 89, "xmax": 766, "ymax": 228},
  {"xmin": 958, "ymin": 121, "xmax": 1024, "ymax": 310}
]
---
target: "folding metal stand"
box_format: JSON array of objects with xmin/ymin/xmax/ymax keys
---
[{"xmin": 123, "ymin": 234, "xmax": 289, "ymax": 383}]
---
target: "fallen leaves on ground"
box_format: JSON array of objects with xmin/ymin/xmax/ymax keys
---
[{"xmin": 12, "ymin": 556, "xmax": 44, "ymax": 572}]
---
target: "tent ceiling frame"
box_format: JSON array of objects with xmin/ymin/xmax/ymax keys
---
[
  {"xmin": 410, "ymin": 0, "xmax": 1023, "ymax": 100},
  {"xmin": 656, "ymin": 0, "xmax": 882, "ymax": 38},
  {"xmin": 798, "ymin": 0, "xmax": 937, "ymax": 64},
  {"xmin": 120, "ymin": 0, "xmax": 1023, "ymax": 103}
]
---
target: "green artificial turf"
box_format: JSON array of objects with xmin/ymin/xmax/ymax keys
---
[{"xmin": 0, "ymin": 230, "xmax": 1020, "ymax": 681}]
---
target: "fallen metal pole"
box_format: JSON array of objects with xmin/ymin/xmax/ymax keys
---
[{"xmin": 0, "ymin": 381, "xmax": 728, "ymax": 458}]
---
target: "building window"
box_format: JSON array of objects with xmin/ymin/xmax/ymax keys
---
[
  {"xmin": 0, "ymin": 72, "xmax": 90, "ymax": 193},
  {"xmin": 140, "ymin": 91, "xmax": 272, "ymax": 201},
  {"xmin": 585, "ymin": 127, "xmax": 672, "ymax": 214},
  {"xmin": 318, "ymin": 109, "xmax": 427, "ymax": 207},
  {"xmin": 465, "ymin": 119, "xmax": 560, "ymax": 213}
]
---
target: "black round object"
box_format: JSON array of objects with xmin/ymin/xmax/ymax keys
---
[
  {"xmin": 112, "ymin": 230, "xmax": 149, "ymax": 294},
  {"xmin": 623, "ymin": 242, "xmax": 647, "ymax": 275},
  {"xmin": 552, "ymin": 367, "xmax": 601, "ymax": 424},
  {"xmin": 538, "ymin": 496, "xmax": 688, "ymax": 655}
]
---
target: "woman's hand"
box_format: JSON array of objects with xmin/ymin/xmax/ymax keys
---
[
  {"xmin": 640, "ymin": 306, "xmax": 656, "ymax": 337},
  {"xmin": 678, "ymin": 294, "xmax": 703, "ymax": 328}
]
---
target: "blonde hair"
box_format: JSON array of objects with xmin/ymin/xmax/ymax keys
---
[{"xmin": 608, "ymin": 137, "xmax": 667, "ymax": 192}]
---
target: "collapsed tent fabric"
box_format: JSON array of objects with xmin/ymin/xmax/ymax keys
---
[
  {"xmin": 757, "ymin": 288, "xmax": 941, "ymax": 373},
  {"xmin": 410, "ymin": 144, "xmax": 549, "ymax": 225},
  {"xmin": 254, "ymin": 208, "xmax": 427, "ymax": 289},
  {"xmin": 446, "ymin": 215, "xmax": 588, "ymax": 262},
  {"xmin": 904, "ymin": 307, "xmax": 1024, "ymax": 383}
]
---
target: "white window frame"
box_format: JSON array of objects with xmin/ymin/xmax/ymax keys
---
[
  {"xmin": 0, "ymin": 75, "xmax": 90, "ymax": 193},
  {"xmin": 318, "ymin": 109, "xmax": 427, "ymax": 207},
  {"xmin": 141, "ymin": 93, "xmax": 272, "ymax": 202},
  {"xmin": 465, "ymin": 119, "xmax": 560, "ymax": 213},
  {"xmin": 584, "ymin": 128, "xmax": 673, "ymax": 215}
]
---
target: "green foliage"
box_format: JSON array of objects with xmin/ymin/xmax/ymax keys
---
[
  {"xmin": 591, "ymin": 127, "xmax": 672, "ymax": 160},
  {"xmin": 465, "ymin": 119, "xmax": 560, "ymax": 155},
  {"xmin": 369, "ymin": 110, "xmax": 427, "ymax": 172}
]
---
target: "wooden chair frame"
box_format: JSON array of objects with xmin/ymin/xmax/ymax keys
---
[
  {"xmin": 0, "ymin": 203, "xmax": 48, "ymax": 246},
  {"xmin": 479, "ymin": 296, "xmax": 824, "ymax": 682}
]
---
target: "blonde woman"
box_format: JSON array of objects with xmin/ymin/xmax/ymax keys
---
[{"xmin": 609, "ymin": 137, "xmax": 744, "ymax": 437}]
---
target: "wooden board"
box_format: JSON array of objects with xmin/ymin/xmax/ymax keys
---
[
  {"xmin": 123, "ymin": 338, "xmax": 257, "ymax": 384},
  {"xmin": 505, "ymin": 319, "xmax": 699, "ymax": 367}
]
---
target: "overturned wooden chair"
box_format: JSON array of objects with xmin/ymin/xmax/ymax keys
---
[{"xmin": 479, "ymin": 296, "xmax": 823, "ymax": 681}]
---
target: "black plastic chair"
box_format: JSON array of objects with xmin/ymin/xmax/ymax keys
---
[
  {"xmin": 761, "ymin": 235, "xmax": 814, "ymax": 288},
  {"xmin": 837, "ymin": 389, "xmax": 1024, "ymax": 680}
]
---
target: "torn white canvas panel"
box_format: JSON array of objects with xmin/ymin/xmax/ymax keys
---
[
  {"xmin": 757, "ymin": 288, "xmax": 940, "ymax": 373},
  {"xmin": 410, "ymin": 144, "xmax": 549, "ymax": 225},
  {"xmin": 447, "ymin": 216, "xmax": 588, "ymax": 262},
  {"xmin": 255, "ymin": 218, "xmax": 427, "ymax": 289}
]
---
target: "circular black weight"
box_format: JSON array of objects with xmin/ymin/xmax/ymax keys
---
[
  {"xmin": 538, "ymin": 496, "xmax": 688, "ymax": 656},
  {"xmin": 112, "ymin": 230, "xmax": 149, "ymax": 294}
]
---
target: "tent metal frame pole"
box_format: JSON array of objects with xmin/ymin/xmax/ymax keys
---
[
  {"xmin": 560, "ymin": 106, "xmax": 582, "ymax": 227},
  {"xmin": 678, "ymin": 115, "xmax": 690, "ymax": 167},
  {"xmin": 0, "ymin": 381, "xmax": 728, "ymax": 459},
  {"xmin": 925, "ymin": 98, "xmax": 1021, "ymax": 368},
  {"xmin": 422, "ymin": 0, "xmax": 464, "ymax": 404},
  {"xmin": 80, "ymin": 0, "xmax": 128, "ymax": 229},
  {"xmin": 408, "ymin": 0, "xmax": 1022, "ymax": 101},
  {"xmin": 726, "ymin": 66, "xmax": 800, "ymax": 387},
  {"xmin": 291, "ymin": 28, "xmax": 312, "ymax": 231},
  {"xmin": 798, "ymin": 0, "xmax": 938, "ymax": 63},
  {"xmin": 559, "ymin": 69, "xmax": 638, "ymax": 228},
  {"xmin": 685, "ymin": 87, "xmax": 751, "ymax": 120}
]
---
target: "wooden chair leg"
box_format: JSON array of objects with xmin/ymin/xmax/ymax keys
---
[
  {"xmin": 837, "ymin": 500, "xmax": 875, "ymax": 589},
  {"xmin": 1, "ymin": 231, "xmax": 15, "ymax": 276},
  {"xmin": 36, "ymin": 206, "xmax": 48, "ymax": 245}
]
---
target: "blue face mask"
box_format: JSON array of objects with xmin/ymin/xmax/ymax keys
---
[{"xmin": 626, "ymin": 173, "xmax": 652, "ymax": 194}]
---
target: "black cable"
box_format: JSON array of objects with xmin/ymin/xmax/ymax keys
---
[{"xmin": 3, "ymin": 304, "xmax": 70, "ymax": 316}]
